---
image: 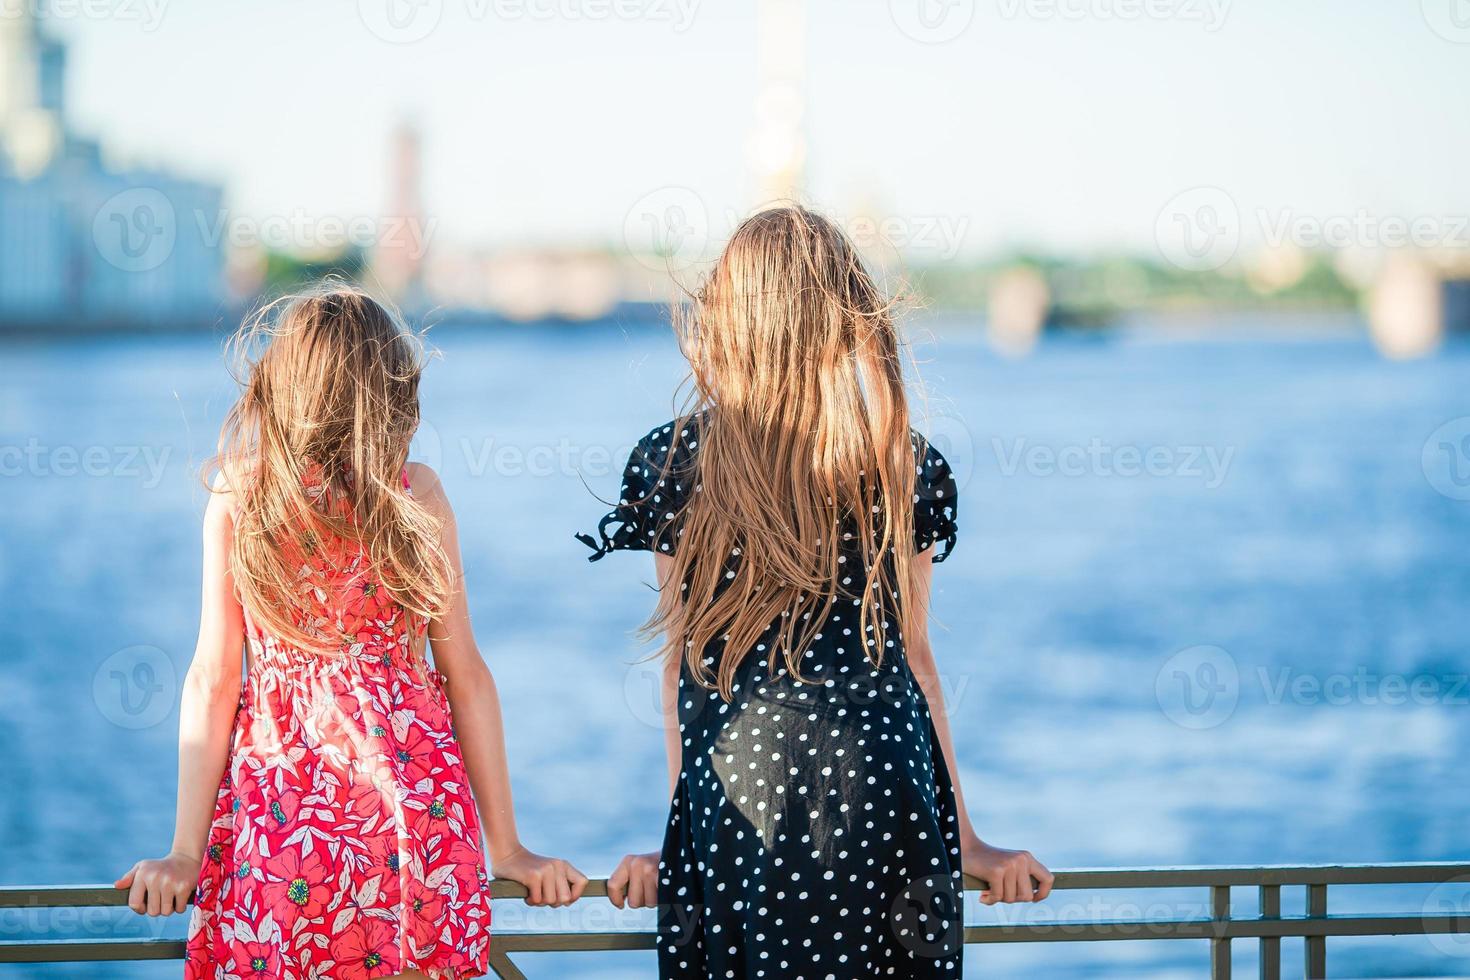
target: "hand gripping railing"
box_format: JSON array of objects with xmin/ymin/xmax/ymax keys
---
[{"xmin": 3, "ymin": 863, "xmax": 1468, "ymax": 978}]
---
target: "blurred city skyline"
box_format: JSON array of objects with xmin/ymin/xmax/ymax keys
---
[{"xmin": 45, "ymin": 0, "xmax": 1470, "ymax": 256}]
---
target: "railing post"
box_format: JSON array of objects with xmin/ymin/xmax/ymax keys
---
[
  {"xmin": 487, "ymin": 948, "xmax": 528, "ymax": 980},
  {"xmin": 1211, "ymin": 885, "xmax": 1232, "ymax": 980},
  {"xmin": 1304, "ymin": 883, "xmax": 1328, "ymax": 979},
  {"xmin": 1258, "ymin": 884, "xmax": 1281, "ymax": 980}
]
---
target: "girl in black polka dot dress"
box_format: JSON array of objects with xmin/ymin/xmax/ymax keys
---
[{"xmin": 580, "ymin": 206, "xmax": 1052, "ymax": 979}]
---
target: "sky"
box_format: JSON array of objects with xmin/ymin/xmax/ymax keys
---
[{"xmin": 43, "ymin": 0, "xmax": 1470, "ymax": 259}]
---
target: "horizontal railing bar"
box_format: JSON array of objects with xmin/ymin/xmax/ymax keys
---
[
  {"xmin": 6, "ymin": 863, "xmax": 1467, "ymax": 909},
  {"xmin": 7, "ymin": 914, "xmax": 1469, "ymax": 963},
  {"xmin": 0, "ymin": 939, "xmax": 186, "ymax": 964},
  {"xmin": 962, "ymin": 913, "xmax": 1470, "ymax": 945}
]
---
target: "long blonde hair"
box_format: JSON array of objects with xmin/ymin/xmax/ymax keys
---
[
  {"xmin": 212, "ymin": 283, "xmax": 453, "ymax": 653},
  {"xmin": 651, "ymin": 205, "xmax": 920, "ymax": 697}
]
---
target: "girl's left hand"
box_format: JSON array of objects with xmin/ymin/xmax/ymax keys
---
[
  {"xmin": 491, "ymin": 844, "xmax": 589, "ymax": 908},
  {"xmin": 115, "ymin": 851, "xmax": 202, "ymax": 916},
  {"xmin": 961, "ymin": 835, "xmax": 1054, "ymax": 905}
]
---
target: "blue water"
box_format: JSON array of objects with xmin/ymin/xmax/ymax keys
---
[{"xmin": 1, "ymin": 313, "xmax": 1468, "ymax": 978}]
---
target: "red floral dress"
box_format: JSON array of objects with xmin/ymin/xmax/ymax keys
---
[{"xmin": 186, "ymin": 476, "xmax": 489, "ymax": 980}]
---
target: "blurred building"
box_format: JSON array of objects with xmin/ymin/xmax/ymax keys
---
[{"xmin": 0, "ymin": 1, "xmax": 224, "ymax": 330}]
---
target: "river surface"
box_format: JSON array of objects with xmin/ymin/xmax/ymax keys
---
[{"xmin": 2, "ymin": 313, "xmax": 1467, "ymax": 977}]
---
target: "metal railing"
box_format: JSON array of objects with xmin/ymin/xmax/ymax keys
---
[{"xmin": 3, "ymin": 863, "xmax": 1467, "ymax": 978}]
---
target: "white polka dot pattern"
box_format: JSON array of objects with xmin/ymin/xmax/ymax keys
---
[{"xmin": 582, "ymin": 418, "xmax": 965, "ymax": 978}]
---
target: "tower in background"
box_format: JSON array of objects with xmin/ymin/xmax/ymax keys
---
[
  {"xmin": 373, "ymin": 120, "xmax": 428, "ymax": 306},
  {"xmin": 749, "ymin": 0, "xmax": 806, "ymax": 206}
]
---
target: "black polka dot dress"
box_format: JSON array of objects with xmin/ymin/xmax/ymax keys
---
[{"xmin": 580, "ymin": 418, "xmax": 964, "ymax": 979}]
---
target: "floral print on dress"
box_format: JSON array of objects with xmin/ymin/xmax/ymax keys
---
[{"xmin": 186, "ymin": 471, "xmax": 489, "ymax": 980}]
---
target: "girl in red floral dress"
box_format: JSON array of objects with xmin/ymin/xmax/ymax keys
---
[{"xmin": 116, "ymin": 285, "xmax": 586, "ymax": 979}]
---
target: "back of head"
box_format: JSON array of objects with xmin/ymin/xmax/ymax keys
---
[
  {"xmin": 215, "ymin": 282, "xmax": 452, "ymax": 653},
  {"xmin": 660, "ymin": 205, "xmax": 919, "ymax": 694}
]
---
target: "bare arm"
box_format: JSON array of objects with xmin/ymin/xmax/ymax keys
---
[
  {"xmin": 117, "ymin": 480, "xmax": 245, "ymax": 915},
  {"xmin": 656, "ymin": 554, "xmax": 682, "ymax": 799},
  {"xmin": 409, "ymin": 464, "xmax": 586, "ymax": 908},
  {"xmin": 906, "ymin": 549, "xmax": 1054, "ymax": 904},
  {"xmin": 608, "ymin": 553, "xmax": 680, "ymax": 908}
]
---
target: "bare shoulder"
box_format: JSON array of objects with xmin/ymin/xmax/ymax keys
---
[
  {"xmin": 204, "ymin": 469, "xmax": 239, "ymax": 529},
  {"xmin": 405, "ymin": 462, "xmax": 453, "ymax": 519}
]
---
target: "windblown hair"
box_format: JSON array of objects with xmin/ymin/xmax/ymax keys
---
[
  {"xmin": 651, "ymin": 205, "xmax": 920, "ymax": 697},
  {"xmin": 211, "ymin": 283, "xmax": 452, "ymax": 653}
]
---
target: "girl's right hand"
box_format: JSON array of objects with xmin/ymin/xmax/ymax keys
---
[
  {"xmin": 607, "ymin": 851, "xmax": 660, "ymax": 909},
  {"xmin": 114, "ymin": 851, "xmax": 202, "ymax": 916},
  {"xmin": 962, "ymin": 837, "xmax": 1054, "ymax": 905},
  {"xmin": 491, "ymin": 844, "xmax": 589, "ymax": 908}
]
